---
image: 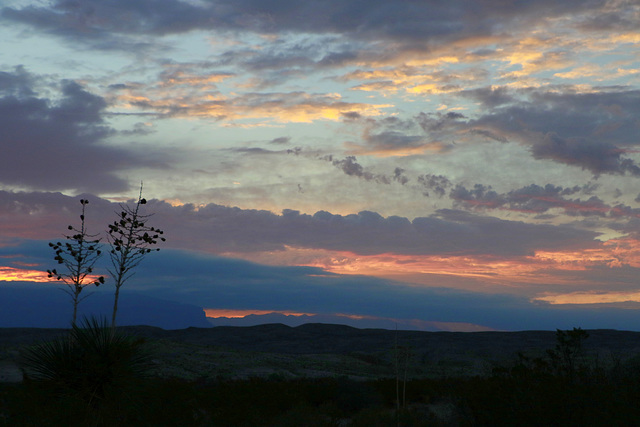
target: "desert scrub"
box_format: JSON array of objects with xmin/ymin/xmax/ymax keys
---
[{"xmin": 18, "ymin": 317, "xmax": 151, "ymax": 426}]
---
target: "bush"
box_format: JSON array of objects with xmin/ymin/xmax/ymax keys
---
[{"xmin": 19, "ymin": 317, "xmax": 151, "ymax": 425}]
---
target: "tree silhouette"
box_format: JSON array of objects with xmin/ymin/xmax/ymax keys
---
[
  {"xmin": 546, "ymin": 327, "xmax": 590, "ymax": 382},
  {"xmin": 47, "ymin": 199, "xmax": 105, "ymax": 327},
  {"xmin": 107, "ymin": 185, "xmax": 165, "ymax": 326}
]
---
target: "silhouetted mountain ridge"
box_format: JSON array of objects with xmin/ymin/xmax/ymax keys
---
[
  {"xmin": 206, "ymin": 312, "xmax": 493, "ymax": 331},
  {"xmin": 0, "ymin": 286, "xmax": 210, "ymax": 329},
  {"xmin": 110, "ymin": 323, "xmax": 640, "ymax": 357}
]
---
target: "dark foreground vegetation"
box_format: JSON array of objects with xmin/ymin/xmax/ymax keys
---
[{"xmin": 3, "ymin": 325, "xmax": 640, "ymax": 426}]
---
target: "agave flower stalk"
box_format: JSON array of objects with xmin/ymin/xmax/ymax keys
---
[{"xmin": 47, "ymin": 199, "xmax": 105, "ymax": 327}]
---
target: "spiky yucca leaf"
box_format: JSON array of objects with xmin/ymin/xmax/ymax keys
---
[
  {"xmin": 20, "ymin": 317, "xmax": 151, "ymax": 406},
  {"xmin": 20, "ymin": 334, "xmax": 79, "ymax": 384}
]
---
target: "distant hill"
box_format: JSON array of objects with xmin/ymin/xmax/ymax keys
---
[
  {"xmin": 206, "ymin": 312, "xmax": 495, "ymax": 332},
  {"xmin": 146, "ymin": 323, "xmax": 640, "ymax": 358},
  {"xmin": 0, "ymin": 286, "xmax": 210, "ymax": 329}
]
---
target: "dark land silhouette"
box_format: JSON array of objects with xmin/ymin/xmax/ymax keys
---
[{"xmin": 3, "ymin": 324, "xmax": 640, "ymax": 425}]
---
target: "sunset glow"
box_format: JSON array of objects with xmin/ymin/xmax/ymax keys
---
[
  {"xmin": 204, "ymin": 309, "xmax": 312, "ymax": 318},
  {"xmin": 534, "ymin": 292, "xmax": 640, "ymax": 305},
  {"xmin": 2, "ymin": 1, "xmax": 640, "ymax": 330},
  {"xmin": 0, "ymin": 267, "xmax": 50, "ymax": 283},
  {"xmin": 222, "ymin": 237, "xmax": 640, "ymax": 290}
]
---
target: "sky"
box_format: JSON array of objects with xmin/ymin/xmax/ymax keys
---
[{"xmin": 1, "ymin": 0, "xmax": 640, "ymax": 331}]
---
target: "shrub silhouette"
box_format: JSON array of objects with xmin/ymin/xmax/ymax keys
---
[
  {"xmin": 19, "ymin": 317, "xmax": 150, "ymax": 425},
  {"xmin": 546, "ymin": 327, "xmax": 590, "ymax": 381}
]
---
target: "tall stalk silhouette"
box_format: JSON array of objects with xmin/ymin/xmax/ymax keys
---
[
  {"xmin": 47, "ymin": 199, "xmax": 104, "ymax": 327},
  {"xmin": 107, "ymin": 184, "xmax": 165, "ymax": 326}
]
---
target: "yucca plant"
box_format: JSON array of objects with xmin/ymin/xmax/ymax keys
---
[
  {"xmin": 46, "ymin": 198, "xmax": 105, "ymax": 327},
  {"xmin": 107, "ymin": 184, "xmax": 165, "ymax": 327},
  {"xmin": 20, "ymin": 317, "xmax": 151, "ymax": 424}
]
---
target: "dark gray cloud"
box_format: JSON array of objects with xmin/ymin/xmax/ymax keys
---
[
  {"xmin": 463, "ymin": 86, "xmax": 513, "ymax": 108},
  {"xmin": 449, "ymin": 182, "xmax": 619, "ymax": 217},
  {"xmin": 531, "ymin": 133, "xmax": 640, "ymax": 177},
  {"xmin": 363, "ymin": 131, "xmax": 428, "ymax": 151},
  {"xmin": 340, "ymin": 111, "xmax": 362, "ymax": 121},
  {"xmin": 328, "ymin": 155, "xmax": 409, "ymax": 185},
  {"xmin": 0, "ymin": 191, "xmax": 600, "ymax": 257},
  {"xmin": 0, "ymin": 65, "xmax": 35, "ymax": 97},
  {"xmin": 393, "ymin": 167, "xmax": 409, "ymax": 185},
  {"xmin": 342, "ymin": 113, "xmax": 443, "ymax": 154},
  {"xmin": 450, "ymin": 184, "xmax": 504, "ymax": 209},
  {"xmin": 269, "ymin": 136, "xmax": 291, "ymax": 145},
  {"xmin": 0, "ymin": 67, "xmax": 167, "ymax": 193},
  {"xmin": 330, "ymin": 156, "xmax": 389, "ymax": 184},
  {"xmin": 227, "ymin": 147, "xmax": 282, "ymax": 155},
  {"xmin": 2, "ymin": 0, "xmax": 609, "ymax": 47},
  {"xmin": 461, "ymin": 87, "xmax": 640, "ymax": 176},
  {"xmin": 214, "ymin": 37, "xmax": 355, "ymax": 85},
  {"xmin": 1, "ymin": 0, "xmax": 209, "ymax": 37},
  {"xmin": 417, "ymin": 174, "xmax": 452, "ymax": 197},
  {"xmin": 417, "ymin": 111, "xmax": 467, "ymax": 133},
  {"xmin": 575, "ymin": 2, "xmax": 640, "ymax": 31}
]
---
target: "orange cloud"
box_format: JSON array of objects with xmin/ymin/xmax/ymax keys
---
[
  {"xmin": 116, "ymin": 90, "xmax": 391, "ymax": 123},
  {"xmin": 534, "ymin": 291, "xmax": 640, "ymax": 305},
  {"xmin": 159, "ymin": 70, "xmax": 233, "ymax": 88},
  {"xmin": 345, "ymin": 64, "xmax": 472, "ymax": 96},
  {"xmin": 0, "ymin": 263, "xmax": 107, "ymax": 286},
  {"xmin": 222, "ymin": 237, "xmax": 640, "ymax": 290},
  {"xmin": 344, "ymin": 141, "xmax": 446, "ymax": 157},
  {"xmin": 0, "ymin": 266, "xmax": 51, "ymax": 283}
]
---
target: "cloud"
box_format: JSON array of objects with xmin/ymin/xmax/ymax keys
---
[
  {"xmin": 2, "ymin": 0, "xmax": 610, "ymax": 47},
  {"xmin": 0, "ymin": 68, "xmax": 177, "ymax": 194},
  {"xmin": 0, "ymin": 65, "xmax": 35, "ymax": 97},
  {"xmin": 321, "ymin": 155, "xmax": 407, "ymax": 185},
  {"xmin": 5, "ymin": 1, "xmax": 629, "ymax": 97},
  {"xmin": 6, "ymin": 239, "xmax": 640, "ymax": 331},
  {"xmin": 0, "ymin": 68, "xmax": 137, "ymax": 192},
  {"xmin": 127, "ymin": 251, "xmax": 635, "ymax": 331},
  {"xmin": 11, "ymin": 241, "xmax": 640, "ymax": 331},
  {"xmin": 417, "ymin": 111, "xmax": 467, "ymax": 132},
  {"xmin": 447, "ymin": 182, "xmax": 633, "ymax": 218},
  {"xmin": 342, "ymin": 113, "xmax": 449, "ymax": 156},
  {"xmin": 575, "ymin": 3, "xmax": 640, "ymax": 31},
  {"xmin": 531, "ymin": 133, "xmax": 640, "ymax": 177},
  {"xmin": 359, "ymin": 131, "xmax": 431, "ymax": 155},
  {"xmin": 227, "ymin": 147, "xmax": 283, "ymax": 156},
  {"xmin": 417, "ymin": 174, "xmax": 453, "ymax": 197},
  {"xmin": 449, "ymin": 184, "xmax": 504, "ymax": 209},
  {"xmin": 4, "ymin": 0, "xmax": 635, "ymax": 103},
  {"xmin": 269, "ymin": 136, "xmax": 291, "ymax": 145},
  {"xmin": 330, "ymin": 156, "xmax": 390, "ymax": 184},
  {"xmin": 157, "ymin": 64, "xmax": 234, "ymax": 89},
  {"xmin": 116, "ymin": 85, "xmax": 391, "ymax": 123},
  {"xmin": 393, "ymin": 167, "xmax": 409, "ymax": 185},
  {"xmin": 212, "ymin": 35, "xmax": 358, "ymax": 87},
  {"xmin": 1, "ymin": 0, "xmax": 210, "ymax": 51},
  {"xmin": 461, "ymin": 87, "xmax": 640, "ymax": 176},
  {"xmin": 0, "ymin": 191, "xmax": 601, "ymax": 258}
]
